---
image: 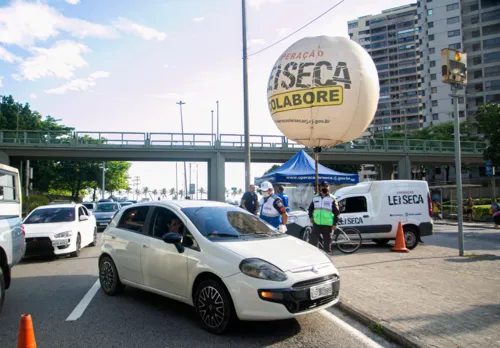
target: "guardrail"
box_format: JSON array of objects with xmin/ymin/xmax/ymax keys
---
[{"xmin": 0, "ymin": 130, "xmax": 487, "ymax": 155}]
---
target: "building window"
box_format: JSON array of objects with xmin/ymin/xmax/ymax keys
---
[
  {"xmin": 430, "ymin": 60, "xmax": 436, "ymax": 67},
  {"xmin": 432, "ymin": 100, "xmax": 438, "ymax": 106},
  {"xmin": 431, "ymin": 87, "xmax": 437, "ymax": 94},
  {"xmin": 471, "ymin": 16, "xmax": 479, "ymax": 24},
  {"xmin": 446, "ymin": 3, "xmax": 459, "ymax": 11},
  {"xmin": 459, "ymin": 97, "xmax": 464, "ymax": 104},
  {"xmin": 431, "ymin": 73, "xmax": 436, "ymax": 80},
  {"xmin": 472, "ymin": 30, "xmax": 481, "ymax": 38},
  {"xmin": 348, "ymin": 22, "xmax": 359, "ymax": 29},
  {"xmin": 459, "ymin": 111, "xmax": 465, "ymax": 118},
  {"xmin": 427, "ymin": 9, "xmax": 433, "ymax": 15},
  {"xmin": 429, "ymin": 47, "xmax": 435, "ymax": 54},
  {"xmin": 429, "ymin": 34, "xmax": 434, "ymax": 41},
  {"xmin": 472, "ymin": 56, "xmax": 482, "ymax": 65},
  {"xmin": 432, "ymin": 113, "xmax": 439, "ymax": 120},
  {"xmin": 473, "ymin": 69, "xmax": 483, "ymax": 79},
  {"xmin": 485, "ymin": 80, "xmax": 500, "ymax": 91},
  {"xmin": 449, "ymin": 43, "xmax": 461, "ymax": 50},
  {"xmin": 485, "ymin": 66, "xmax": 500, "ymax": 77},
  {"xmin": 447, "ymin": 16, "xmax": 460, "ymax": 25},
  {"xmin": 483, "ymin": 37, "xmax": 500, "ymax": 50},
  {"xmin": 484, "ymin": 52, "xmax": 500, "ymax": 64},
  {"xmin": 428, "ymin": 21, "xmax": 434, "ymax": 28},
  {"xmin": 448, "ymin": 29, "xmax": 460, "ymax": 37}
]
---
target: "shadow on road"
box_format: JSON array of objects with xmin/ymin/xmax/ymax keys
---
[{"xmin": 446, "ymin": 254, "xmax": 500, "ymax": 263}]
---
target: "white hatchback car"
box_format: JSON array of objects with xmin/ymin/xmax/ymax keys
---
[
  {"xmin": 98, "ymin": 200, "xmax": 340, "ymax": 334},
  {"xmin": 23, "ymin": 203, "xmax": 98, "ymax": 258}
]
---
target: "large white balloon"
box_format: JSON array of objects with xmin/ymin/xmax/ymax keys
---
[{"xmin": 267, "ymin": 36, "xmax": 379, "ymax": 147}]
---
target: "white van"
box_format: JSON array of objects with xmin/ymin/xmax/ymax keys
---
[{"xmin": 333, "ymin": 180, "xmax": 433, "ymax": 249}]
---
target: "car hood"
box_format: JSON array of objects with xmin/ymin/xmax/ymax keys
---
[
  {"xmin": 93, "ymin": 212, "xmax": 115, "ymax": 219},
  {"xmin": 23, "ymin": 222, "xmax": 75, "ymax": 237},
  {"xmin": 217, "ymin": 235, "xmax": 332, "ymax": 272}
]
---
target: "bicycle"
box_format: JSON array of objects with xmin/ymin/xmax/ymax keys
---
[{"xmin": 302, "ymin": 225, "xmax": 362, "ymax": 254}]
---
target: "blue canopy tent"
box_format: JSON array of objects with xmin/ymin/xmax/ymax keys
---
[{"xmin": 254, "ymin": 150, "xmax": 359, "ymax": 185}]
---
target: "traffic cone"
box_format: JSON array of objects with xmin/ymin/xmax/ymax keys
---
[
  {"xmin": 17, "ymin": 314, "xmax": 37, "ymax": 348},
  {"xmin": 392, "ymin": 222, "xmax": 409, "ymax": 253}
]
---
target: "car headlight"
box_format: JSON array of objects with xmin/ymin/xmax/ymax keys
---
[
  {"xmin": 288, "ymin": 216, "xmax": 297, "ymax": 223},
  {"xmin": 239, "ymin": 258, "xmax": 287, "ymax": 282},
  {"xmin": 54, "ymin": 231, "xmax": 72, "ymax": 238}
]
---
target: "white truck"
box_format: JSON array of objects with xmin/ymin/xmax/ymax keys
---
[{"xmin": 0, "ymin": 164, "xmax": 25, "ymax": 314}]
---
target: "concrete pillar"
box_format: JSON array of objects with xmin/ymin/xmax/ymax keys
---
[
  {"xmin": 0, "ymin": 151, "xmax": 9, "ymax": 165},
  {"xmin": 398, "ymin": 156, "xmax": 411, "ymax": 180},
  {"xmin": 380, "ymin": 163, "xmax": 393, "ymax": 180},
  {"xmin": 208, "ymin": 152, "xmax": 225, "ymax": 202}
]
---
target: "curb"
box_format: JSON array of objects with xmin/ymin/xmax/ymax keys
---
[
  {"xmin": 434, "ymin": 222, "xmax": 493, "ymax": 229},
  {"xmin": 335, "ymin": 301, "xmax": 421, "ymax": 348}
]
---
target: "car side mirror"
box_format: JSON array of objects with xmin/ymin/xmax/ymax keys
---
[
  {"xmin": 162, "ymin": 232, "xmax": 185, "ymax": 253},
  {"xmin": 79, "ymin": 215, "xmax": 89, "ymax": 221}
]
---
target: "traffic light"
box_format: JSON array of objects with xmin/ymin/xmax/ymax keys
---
[{"xmin": 441, "ymin": 48, "xmax": 467, "ymax": 86}]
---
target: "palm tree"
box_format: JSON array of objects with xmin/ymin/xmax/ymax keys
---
[
  {"xmin": 160, "ymin": 188, "xmax": 167, "ymax": 199},
  {"xmin": 198, "ymin": 187, "xmax": 206, "ymax": 199},
  {"xmin": 142, "ymin": 187, "xmax": 149, "ymax": 199},
  {"xmin": 134, "ymin": 188, "xmax": 141, "ymax": 199},
  {"xmin": 237, "ymin": 188, "xmax": 243, "ymax": 195},
  {"xmin": 169, "ymin": 188, "xmax": 176, "ymax": 198},
  {"xmin": 225, "ymin": 187, "xmax": 229, "ymax": 197},
  {"xmin": 178, "ymin": 189, "xmax": 184, "ymax": 198},
  {"xmin": 152, "ymin": 189, "xmax": 159, "ymax": 199},
  {"xmin": 231, "ymin": 189, "xmax": 237, "ymax": 197}
]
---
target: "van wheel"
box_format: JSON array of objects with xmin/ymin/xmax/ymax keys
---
[
  {"xmin": 373, "ymin": 239, "xmax": 389, "ymax": 245},
  {"xmin": 403, "ymin": 226, "xmax": 419, "ymax": 249}
]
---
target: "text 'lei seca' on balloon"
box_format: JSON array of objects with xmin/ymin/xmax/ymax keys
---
[{"xmin": 267, "ymin": 36, "xmax": 380, "ymax": 148}]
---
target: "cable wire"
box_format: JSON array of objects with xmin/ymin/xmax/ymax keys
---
[{"xmin": 247, "ymin": 0, "xmax": 346, "ymax": 58}]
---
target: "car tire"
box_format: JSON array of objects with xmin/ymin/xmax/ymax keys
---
[
  {"xmin": 300, "ymin": 226, "xmax": 312, "ymax": 242},
  {"xmin": 194, "ymin": 279, "xmax": 234, "ymax": 334},
  {"xmin": 403, "ymin": 226, "xmax": 419, "ymax": 250},
  {"xmin": 89, "ymin": 228, "xmax": 97, "ymax": 247},
  {"xmin": 99, "ymin": 255, "xmax": 124, "ymax": 296},
  {"xmin": 70, "ymin": 233, "xmax": 81, "ymax": 257},
  {"xmin": 0, "ymin": 267, "xmax": 5, "ymax": 315},
  {"xmin": 372, "ymin": 239, "xmax": 390, "ymax": 245}
]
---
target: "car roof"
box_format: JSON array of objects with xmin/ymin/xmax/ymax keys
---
[
  {"xmin": 133, "ymin": 199, "xmax": 232, "ymax": 209},
  {"xmin": 36, "ymin": 204, "xmax": 78, "ymax": 210}
]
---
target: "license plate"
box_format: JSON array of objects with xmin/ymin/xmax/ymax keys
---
[
  {"xmin": 52, "ymin": 239, "xmax": 67, "ymax": 246},
  {"xmin": 99, "ymin": 223, "xmax": 108, "ymax": 226},
  {"xmin": 310, "ymin": 283, "xmax": 333, "ymax": 300}
]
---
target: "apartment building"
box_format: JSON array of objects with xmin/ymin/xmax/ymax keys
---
[{"xmin": 348, "ymin": 4, "xmax": 423, "ymax": 135}]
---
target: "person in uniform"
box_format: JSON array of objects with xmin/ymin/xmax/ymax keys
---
[
  {"xmin": 258, "ymin": 181, "xmax": 288, "ymax": 231},
  {"xmin": 277, "ymin": 185, "xmax": 291, "ymax": 213},
  {"xmin": 308, "ymin": 181, "xmax": 340, "ymax": 253}
]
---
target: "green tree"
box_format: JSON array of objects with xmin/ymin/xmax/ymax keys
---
[
  {"xmin": 473, "ymin": 103, "xmax": 500, "ymax": 166},
  {"xmin": 169, "ymin": 188, "xmax": 176, "ymax": 198},
  {"xmin": 198, "ymin": 187, "xmax": 206, "ymax": 199},
  {"xmin": 160, "ymin": 188, "xmax": 167, "ymax": 198}
]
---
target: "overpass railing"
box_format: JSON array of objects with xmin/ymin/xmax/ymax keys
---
[{"xmin": 0, "ymin": 130, "xmax": 487, "ymax": 155}]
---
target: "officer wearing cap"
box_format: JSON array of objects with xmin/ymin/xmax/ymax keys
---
[
  {"xmin": 258, "ymin": 181, "xmax": 288, "ymax": 231},
  {"xmin": 308, "ymin": 181, "xmax": 340, "ymax": 253}
]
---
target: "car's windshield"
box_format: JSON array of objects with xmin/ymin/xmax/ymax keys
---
[
  {"xmin": 120, "ymin": 202, "xmax": 132, "ymax": 207},
  {"xmin": 83, "ymin": 203, "xmax": 94, "ymax": 210},
  {"xmin": 24, "ymin": 207, "xmax": 76, "ymax": 224},
  {"xmin": 95, "ymin": 203, "xmax": 119, "ymax": 212},
  {"xmin": 181, "ymin": 206, "xmax": 281, "ymax": 240}
]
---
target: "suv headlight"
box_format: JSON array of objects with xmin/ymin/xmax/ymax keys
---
[
  {"xmin": 239, "ymin": 258, "xmax": 287, "ymax": 282},
  {"xmin": 54, "ymin": 231, "xmax": 72, "ymax": 238}
]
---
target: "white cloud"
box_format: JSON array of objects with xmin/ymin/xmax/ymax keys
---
[
  {"xmin": 30, "ymin": 93, "xmax": 37, "ymax": 99},
  {"xmin": 0, "ymin": 76, "xmax": 3, "ymax": 87},
  {"xmin": 276, "ymin": 28, "xmax": 291, "ymax": 37},
  {"xmin": 192, "ymin": 17, "xmax": 204, "ymax": 22},
  {"xmin": 248, "ymin": 0, "xmax": 284, "ymax": 9},
  {"xmin": 0, "ymin": 1, "xmax": 118, "ymax": 47},
  {"xmin": 65, "ymin": 0, "xmax": 80, "ymax": 4},
  {"xmin": 45, "ymin": 71, "xmax": 110, "ymax": 94},
  {"xmin": 113, "ymin": 17, "xmax": 167, "ymax": 41},
  {"xmin": 13, "ymin": 40, "xmax": 90, "ymax": 81},
  {"xmin": 0, "ymin": 45, "xmax": 21, "ymax": 63}
]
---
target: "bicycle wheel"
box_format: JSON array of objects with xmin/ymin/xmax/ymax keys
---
[{"xmin": 334, "ymin": 227, "xmax": 362, "ymax": 254}]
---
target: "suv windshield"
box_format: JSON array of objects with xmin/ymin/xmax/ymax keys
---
[
  {"xmin": 181, "ymin": 206, "xmax": 281, "ymax": 240},
  {"xmin": 24, "ymin": 207, "xmax": 75, "ymax": 224},
  {"xmin": 82, "ymin": 203, "xmax": 94, "ymax": 210},
  {"xmin": 95, "ymin": 203, "xmax": 119, "ymax": 212}
]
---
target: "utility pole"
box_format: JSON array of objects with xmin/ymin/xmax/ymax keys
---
[
  {"xmin": 175, "ymin": 162, "xmax": 178, "ymax": 199},
  {"xmin": 131, "ymin": 176, "xmax": 140, "ymax": 200},
  {"xmin": 196, "ymin": 163, "xmax": 199, "ymax": 200},
  {"xmin": 216, "ymin": 101, "xmax": 220, "ymax": 141},
  {"xmin": 241, "ymin": 0, "xmax": 251, "ymax": 189},
  {"xmin": 189, "ymin": 162, "xmax": 192, "ymax": 199},
  {"xmin": 211, "ymin": 110, "xmax": 214, "ymax": 145},
  {"xmin": 176, "ymin": 101, "xmax": 188, "ymax": 199},
  {"xmin": 101, "ymin": 161, "xmax": 106, "ymax": 200}
]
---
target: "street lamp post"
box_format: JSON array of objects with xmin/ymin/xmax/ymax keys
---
[
  {"xmin": 216, "ymin": 101, "xmax": 220, "ymax": 141},
  {"xmin": 176, "ymin": 101, "xmax": 188, "ymax": 200},
  {"xmin": 101, "ymin": 161, "xmax": 106, "ymax": 200},
  {"xmin": 241, "ymin": 0, "xmax": 251, "ymax": 189},
  {"xmin": 211, "ymin": 110, "xmax": 214, "ymax": 145}
]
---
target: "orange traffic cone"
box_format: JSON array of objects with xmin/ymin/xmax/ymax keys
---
[
  {"xmin": 17, "ymin": 314, "xmax": 37, "ymax": 348},
  {"xmin": 392, "ymin": 222, "xmax": 409, "ymax": 253}
]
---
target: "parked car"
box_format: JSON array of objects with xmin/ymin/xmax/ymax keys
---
[
  {"xmin": 82, "ymin": 202, "xmax": 97, "ymax": 213},
  {"xmin": 119, "ymin": 201, "xmax": 134, "ymax": 208},
  {"xmin": 22, "ymin": 203, "xmax": 97, "ymax": 258},
  {"xmin": 98, "ymin": 200, "xmax": 340, "ymax": 334},
  {"xmin": 94, "ymin": 202, "xmax": 121, "ymax": 232},
  {"xmin": 0, "ymin": 164, "xmax": 25, "ymax": 314}
]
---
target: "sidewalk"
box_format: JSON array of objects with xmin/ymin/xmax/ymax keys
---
[
  {"xmin": 434, "ymin": 219, "xmax": 496, "ymax": 229},
  {"xmin": 333, "ymin": 242, "xmax": 500, "ymax": 348}
]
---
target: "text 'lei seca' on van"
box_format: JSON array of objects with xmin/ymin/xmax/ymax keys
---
[{"xmin": 388, "ymin": 194, "xmax": 425, "ymax": 206}]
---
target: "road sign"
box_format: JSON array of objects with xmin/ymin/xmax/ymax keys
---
[
  {"xmin": 485, "ymin": 160, "xmax": 495, "ymax": 176},
  {"xmin": 189, "ymin": 184, "xmax": 195, "ymax": 194}
]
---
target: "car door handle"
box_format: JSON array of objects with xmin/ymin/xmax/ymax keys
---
[
  {"xmin": 363, "ymin": 215, "xmax": 369, "ymax": 218},
  {"xmin": 142, "ymin": 244, "xmax": 149, "ymax": 248}
]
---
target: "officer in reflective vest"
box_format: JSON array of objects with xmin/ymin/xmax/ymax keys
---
[
  {"xmin": 308, "ymin": 181, "xmax": 340, "ymax": 253},
  {"xmin": 259, "ymin": 181, "xmax": 288, "ymax": 230}
]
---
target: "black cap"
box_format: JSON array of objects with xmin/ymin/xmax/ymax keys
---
[{"xmin": 320, "ymin": 181, "xmax": 329, "ymax": 186}]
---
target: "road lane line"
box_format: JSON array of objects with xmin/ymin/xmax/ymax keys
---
[
  {"xmin": 320, "ymin": 309, "xmax": 384, "ymax": 348},
  {"xmin": 66, "ymin": 279, "xmax": 100, "ymax": 321}
]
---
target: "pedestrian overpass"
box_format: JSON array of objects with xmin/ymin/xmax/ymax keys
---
[{"xmin": 0, "ymin": 130, "xmax": 486, "ymax": 201}]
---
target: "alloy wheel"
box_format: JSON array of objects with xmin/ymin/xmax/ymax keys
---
[
  {"xmin": 100, "ymin": 261, "xmax": 114, "ymax": 292},
  {"xmin": 197, "ymin": 286, "xmax": 225, "ymax": 329}
]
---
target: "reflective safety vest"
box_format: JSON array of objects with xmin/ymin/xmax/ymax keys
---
[
  {"xmin": 259, "ymin": 194, "xmax": 282, "ymax": 228},
  {"xmin": 312, "ymin": 194, "xmax": 336, "ymax": 226}
]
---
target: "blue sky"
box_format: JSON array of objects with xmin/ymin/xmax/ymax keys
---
[{"xmin": 0, "ymin": 0, "xmax": 412, "ymax": 199}]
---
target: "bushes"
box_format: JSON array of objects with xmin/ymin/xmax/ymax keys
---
[{"xmin": 22, "ymin": 195, "xmax": 49, "ymax": 217}]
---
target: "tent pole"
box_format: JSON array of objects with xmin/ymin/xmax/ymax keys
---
[{"xmin": 314, "ymin": 147, "xmax": 321, "ymax": 194}]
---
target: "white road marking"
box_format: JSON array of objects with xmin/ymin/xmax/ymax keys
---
[
  {"xmin": 320, "ymin": 309, "xmax": 384, "ymax": 348},
  {"xmin": 66, "ymin": 279, "xmax": 101, "ymax": 321}
]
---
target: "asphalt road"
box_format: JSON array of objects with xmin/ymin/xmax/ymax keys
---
[
  {"xmin": 425, "ymin": 224, "xmax": 500, "ymax": 254},
  {"xmin": 0, "ymin": 234, "xmax": 394, "ymax": 348}
]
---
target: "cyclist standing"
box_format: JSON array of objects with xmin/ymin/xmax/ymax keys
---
[{"xmin": 308, "ymin": 181, "xmax": 340, "ymax": 253}]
